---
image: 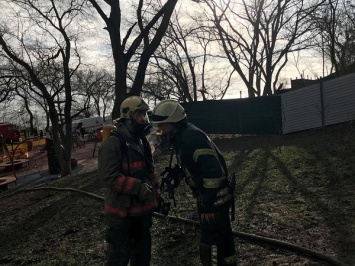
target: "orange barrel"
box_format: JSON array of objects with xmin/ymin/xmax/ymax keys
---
[{"xmin": 102, "ymin": 125, "xmax": 117, "ymax": 142}]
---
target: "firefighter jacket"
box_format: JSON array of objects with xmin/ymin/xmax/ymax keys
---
[
  {"xmin": 174, "ymin": 123, "xmax": 233, "ymax": 213},
  {"xmin": 98, "ymin": 120, "xmax": 158, "ymax": 225}
]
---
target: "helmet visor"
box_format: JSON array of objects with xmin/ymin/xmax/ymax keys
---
[{"xmin": 133, "ymin": 111, "xmax": 150, "ymax": 125}]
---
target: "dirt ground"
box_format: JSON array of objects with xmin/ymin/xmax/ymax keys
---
[{"xmin": 0, "ymin": 126, "xmax": 354, "ymax": 266}]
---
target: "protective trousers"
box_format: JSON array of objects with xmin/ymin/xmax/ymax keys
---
[
  {"xmin": 105, "ymin": 213, "xmax": 153, "ymax": 266},
  {"xmin": 199, "ymin": 203, "xmax": 236, "ymax": 266}
]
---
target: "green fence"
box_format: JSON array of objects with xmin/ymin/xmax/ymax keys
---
[{"xmin": 181, "ymin": 96, "xmax": 282, "ymax": 135}]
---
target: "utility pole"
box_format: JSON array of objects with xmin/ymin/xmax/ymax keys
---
[{"xmin": 322, "ymin": 34, "xmax": 325, "ymax": 78}]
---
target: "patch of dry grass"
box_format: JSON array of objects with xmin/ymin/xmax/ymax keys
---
[{"xmin": 0, "ymin": 123, "xmax": 354, "ymax": 265}]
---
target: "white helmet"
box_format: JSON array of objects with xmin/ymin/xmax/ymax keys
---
[{"xmin": 151, "ymin": 100, "xmax": 186, "ymax": 124}]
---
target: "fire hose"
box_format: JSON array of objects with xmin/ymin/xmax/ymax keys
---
[{"xmin": 2, "ymin": 186, "xmax": 349, "ymax": 266}]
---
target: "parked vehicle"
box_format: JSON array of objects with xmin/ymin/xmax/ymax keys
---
[
  {"xmin": 0, "ymin": 123, "xmax": 20, "ymax": 143},
  {"xmin": 72, "ymin": 117, "xmax": 104, "ymax": 131}
]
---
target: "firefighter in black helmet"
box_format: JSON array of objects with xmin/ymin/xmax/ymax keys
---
[
  {"xmin": 151, "ymin": 99, "xmax": 236, "ymax": 266},
  {"xmin": 98, "ymin": 96, "xmax": 159, "ymax": 266}
]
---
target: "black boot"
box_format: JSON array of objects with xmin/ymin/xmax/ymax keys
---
[{"xmin": 200, "ymin": 243, "xmax": 212, "ymax": 266}]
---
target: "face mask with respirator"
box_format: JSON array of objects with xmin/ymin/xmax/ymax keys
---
[{"xmin": 132, "ymin": 111, "xmax": 151, "ymax": 134}]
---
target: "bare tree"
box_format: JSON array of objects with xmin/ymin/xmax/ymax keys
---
[
  {"xmin": 87, "ymin": 0, "xmax": 178, "ymax": 119},
  {"xmin": 0, "ymin": 64, "xmax": 20, "ymax": 104},
  {"xmin": 0, "ymin": 0, "xmax": 89, "ymax": 176},
  {"xmin": 72, "ymin": 69, "xmax": 115, "ymax": 121},
  {"xmin": 197, "ymin": 0, "xmax": 323, "ymax": 97},
  {"xmin": 0, "ymin": 64, "xmax": 29, "ymax": 127},
  {"xmin": 15, "ymin": 82, "xmax": 37, "ymax": 134},
  {"xmin": 147, "ymin": 3, "xmax": 235, "ymax": 102},
  {"xmin": 311, "ymin": 0, "xmax": 355, "ymax": 76},
  {"xmin": 1, "ymin": 65, "xmax": 53, "ymax": 132}
]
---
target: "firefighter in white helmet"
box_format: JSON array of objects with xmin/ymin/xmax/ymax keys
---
[
  {"xmin": 98, "ymin": 96, "xmax": 159, "ymax": 266},
  {"xmin": 151, "ymin": 99, "xmax": 236, "ymax": 266}
]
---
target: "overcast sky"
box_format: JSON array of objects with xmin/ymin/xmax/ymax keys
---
[{"xmin": 0, "ymin": 0, "xmax": 329, "ymax": 100}]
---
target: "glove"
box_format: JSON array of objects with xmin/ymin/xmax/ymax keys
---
[
  {"xmin": 147, "ymin": 173, "xmax": 161, "ymax": 200},
  {"xmin": 200, "ymin": 212, "xmax": 220, "ymax": 224},
  {"xmin": 138, "ymin": 183, "xmax": 154, "ymax": 201}
]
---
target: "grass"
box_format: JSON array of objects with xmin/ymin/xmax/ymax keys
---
[{"xmin": 0, "ymin": 122, "xmax": 354, "ymax": 265}]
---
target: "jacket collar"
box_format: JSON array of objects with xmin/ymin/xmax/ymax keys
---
[
  {"xmin": 173, "ymin": 122, "xmax": 189, "ymax": 144},
  {"xmin": 116, "ymin": 119, "xmax": 140, "ymax": 140}
]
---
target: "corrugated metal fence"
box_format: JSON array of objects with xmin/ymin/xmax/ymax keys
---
[
  {"xmin": 281, "ymin": 72, "xmax": 355, "ymax": 134},
  {"xmin": 179, "ymin": 72, "xmax": 355, "ymax": 135}
]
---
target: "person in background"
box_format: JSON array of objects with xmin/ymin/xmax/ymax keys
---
[
  {"xmin": 79, "ymin": 125, "xmax": 85, "ymax": 139},
  {"xmin": 98, "ymin": 96, "xmax": 159, "ymax": 266},
  {"xmin": 151, "ymin": 99, "xmax": 236, "ymax": 266}
]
